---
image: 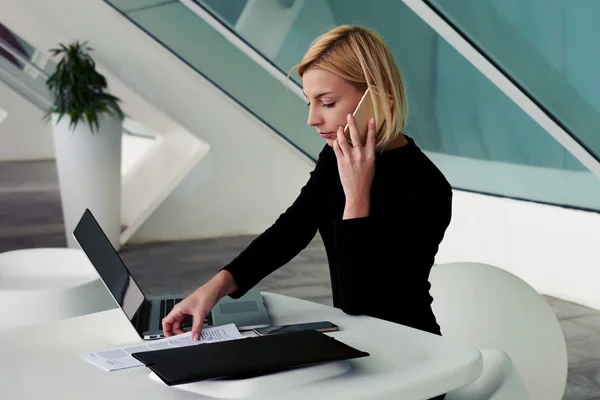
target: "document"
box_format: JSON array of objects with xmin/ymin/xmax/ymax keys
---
[{"xmin": 80, "ymin": 323, "xmax": 244, "ymax": 371}]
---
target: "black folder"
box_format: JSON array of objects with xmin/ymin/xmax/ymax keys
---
[{"xmin": 132, "ymin": 329, "xmax": 369, "ymax": 386}]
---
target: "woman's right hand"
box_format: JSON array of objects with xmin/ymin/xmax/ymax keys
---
[{"xmin": 162, "ymin": 270, "xmax": 238, "ymax": 340}]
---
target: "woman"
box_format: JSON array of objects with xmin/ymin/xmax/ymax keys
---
[{"xmin": 164, "ymin": 26, "xmax": 451, "ymax": 397}]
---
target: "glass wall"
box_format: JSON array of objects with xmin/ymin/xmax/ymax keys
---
[
  {"xmin": 425, "ymin": 0, "xmax": 600, "ymax": 163},
  {"xmin": 105, "ymin": 0, "xmax": 323, "ymax": 160},
  {"xmin": 0, "ymin": 22, "xmax": 54, "ymax": 109},
  {"xmin": 104, "ymin": 0, "xmax": 600, "ymax": 210}
]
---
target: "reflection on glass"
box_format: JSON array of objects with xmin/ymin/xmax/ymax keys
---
[
  {"xmin": 424, "ymin": 0, "xmax": 600, "ymax": 163},
  {"xmin": 0, "ymin": 23, "xmax": 31, "ymax": 69},
  {"xmin": 104, "ymin": 0, "xmax": 600, "ymax": 210},
  {"xmin": 0, "ymin": 25, "xmax": 53, "ymax": 109},
  {"xmin": 0, "ymin": 22, "xmax": 56, "ymax": 76}
]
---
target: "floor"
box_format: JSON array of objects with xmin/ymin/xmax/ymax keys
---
[{"xmin": 2, "ymin": 160, "xmax": 600, "ymax": 399}]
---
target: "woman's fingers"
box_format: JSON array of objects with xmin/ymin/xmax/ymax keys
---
[
  {"xmin": 345, "ymin": 114, "xmax": 362, "ymax": 147},
  {"xmin": 163, "ymin": 308, "xmax": 188, "ymax": 336},
  {"xmin": 333, "ymin": 130, "xmax": 343, "ymax": 159},
  {"xmin": 365, "ymin": 118, "xmax": 376, "ymax": 153},
  {"xmin": 336, "ymin": 125, "xmax": 352, "ymax": 156},
  {"xmin": 335, "ymin": 115, "xmax": 375, "ymax": 161}
]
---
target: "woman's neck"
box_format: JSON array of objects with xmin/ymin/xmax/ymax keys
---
[{"xmin": 383, "ymin": 133, "xmax": 408, "ymax": 152}]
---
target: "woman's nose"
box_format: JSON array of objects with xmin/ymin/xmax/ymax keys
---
[{"xmin": 307, "ymin": 107, "xmax": 322, "ymax": 127}]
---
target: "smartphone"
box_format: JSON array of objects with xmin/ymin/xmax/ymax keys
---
[
  {"xmin": 253, "ymin": 321, "xmax": 339, "ymax": 336},
  {"xmin": 344, "ymin": 87, "xmax": 384, "ymax": 146}
]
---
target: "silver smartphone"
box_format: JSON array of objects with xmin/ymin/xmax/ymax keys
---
[{"xmin": 253, "ymin": 321, "xmax": 339, "ymax": 336}]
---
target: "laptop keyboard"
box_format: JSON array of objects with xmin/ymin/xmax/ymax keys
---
[{"xmin": 158, "ymin": 298, "xmax": 212, "ymax": 330}]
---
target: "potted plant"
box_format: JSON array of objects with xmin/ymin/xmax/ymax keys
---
[{"xmin": 45, "ymin": 41, "xmax": 124, "ymax": 250}]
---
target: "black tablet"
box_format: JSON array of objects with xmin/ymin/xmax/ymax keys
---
[{"xmin": 132, "ymin": 329, "xmax": 369, "ymax": 386}]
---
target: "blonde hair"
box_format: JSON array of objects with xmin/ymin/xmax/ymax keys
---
[{"xmin": 293, "ymin": 25, "xmax": 408, "ymax": 151}]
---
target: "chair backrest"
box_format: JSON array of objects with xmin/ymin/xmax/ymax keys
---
[{"xmin": 429, "ymin": 262, "xmax": 567, "ymax": 400}]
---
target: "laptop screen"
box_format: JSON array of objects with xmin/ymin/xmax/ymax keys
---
[{"xmin": 73, "ymin": 209, "xmax": 145, "ymax": 322}]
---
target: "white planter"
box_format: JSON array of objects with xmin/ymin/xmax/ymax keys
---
[{"xmin": 52, "ymin": 113, "xmax": 122, "ymax": 250}]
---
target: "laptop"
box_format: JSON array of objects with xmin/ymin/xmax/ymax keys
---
[{"xmin": 73, "ymin": 209, "xmax": 271, "ymax": 340}]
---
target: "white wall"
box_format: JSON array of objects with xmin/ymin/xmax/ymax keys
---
[
  {"xmin": 0, "ymin": 81, "xmax": 54, "ymax": 161},
  {"xmin": 121, "ymin": 134, "xmax": 156, "ymax": 177},
  {"xmin": 436, "ymin": 190, "xmax": 600, "ymax": 311},
  {"xmin": 3, "ymin": 0, "xmax": 313, "ymax": 242}
]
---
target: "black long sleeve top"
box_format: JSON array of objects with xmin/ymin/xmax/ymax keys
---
[{"xmin": 221, "ymin": 136, "xmax": 452, "ymax": 335}]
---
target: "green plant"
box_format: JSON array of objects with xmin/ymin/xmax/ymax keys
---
[{"xmin": 44, "ymin": 40, "xmax": 124, "ymax": 133}]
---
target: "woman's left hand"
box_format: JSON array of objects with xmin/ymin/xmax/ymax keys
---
[{"xmin": 333, "ymin": 114, "xmax": 376, "ymax": 219}]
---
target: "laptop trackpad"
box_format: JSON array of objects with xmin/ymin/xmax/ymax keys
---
[{"xmin": 219, "ymin": 301, "xmax": 258, "ymax": 314}]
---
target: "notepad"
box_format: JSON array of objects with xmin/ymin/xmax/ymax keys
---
[{"xmin": 81, "ymin": 323, "xmax": 244, "ymax": 371}]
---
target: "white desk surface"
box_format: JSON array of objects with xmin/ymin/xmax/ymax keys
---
[{"xmin": 0, "ymin": 292, "xmax": 481, "ymax": 399}]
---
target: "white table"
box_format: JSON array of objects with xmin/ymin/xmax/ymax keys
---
[{"xmin": 0, "ymin": 292, "xmax": 482, "ymax": 399}]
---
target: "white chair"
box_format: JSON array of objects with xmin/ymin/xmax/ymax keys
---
[
  {"xmin": 429, "ymin": 262, "xmax": 567, "ymax": 400},
  {"xmin": 0, "ymin": 248, "xmax": 116, "ymax": 331}
]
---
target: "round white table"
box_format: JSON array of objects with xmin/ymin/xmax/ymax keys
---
[
  {"xmin": 0, "ymin": 292, "xmax": 483, "ymax": 400},
  {"xmin": 0, "ymin": 248, "xmax": 116, "ymax": 331}
]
